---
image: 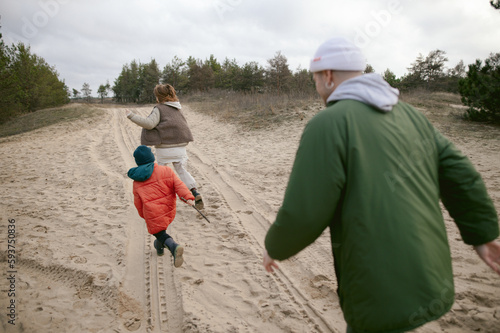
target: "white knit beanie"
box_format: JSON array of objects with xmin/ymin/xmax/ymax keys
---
[{"xmin": 309, "ymin": 37, "xmax": 366, "ymax": 72}]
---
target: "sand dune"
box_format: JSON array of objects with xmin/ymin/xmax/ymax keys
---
[{"xmin": 0, "ymin": 104, "xmax": 499, "ymax": 332}]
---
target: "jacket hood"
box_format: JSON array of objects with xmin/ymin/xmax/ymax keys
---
[
  {"xmin": 128, "ymin": 162, "xmax": 155, "ymax": 181},
  {"xmin": 164, "ymin": 101, "xmax": 182, "ymax": 109},
  {"xmin": 327, "ymin": 73, "xmax": 399, "ymax": 112}
]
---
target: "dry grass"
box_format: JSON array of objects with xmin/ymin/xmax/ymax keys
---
[
  {"xmin": 2, "ymin": 91, "xmax": 496, "ymax": 141},
  {"xmin": 184, "ymin": 89, "xmax": 499, "ymax": 141},
  {"xmin": 400, "ymin": 90, "xmax": 499, "ymax": 141},
  {"xmin": 400, "ymin": 89, "xmax": 464, "ymax": 115},
  {"xmin": 183, "ymin": 90, "xmax": 321, "ymax": 129},
  {"xmin": 0, "ymin": 103, "xmax": 104, "ymax": 138}
]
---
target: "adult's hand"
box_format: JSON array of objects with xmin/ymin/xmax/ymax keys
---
[
  {"xmin": 263, "ymin": 250, "xmax": 279, "ymax": 273},
  {"xmin": 125, "ymin": 108, "xmax": 132, "ymax": 117},
  {"xmin": 474, "ymin": 240, "xmax": 500, "ymax": 276}
]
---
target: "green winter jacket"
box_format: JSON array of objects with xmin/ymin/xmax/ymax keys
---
[{"xmin": 264, "ymin": 74, "xmax": 498, "ymax": 333}]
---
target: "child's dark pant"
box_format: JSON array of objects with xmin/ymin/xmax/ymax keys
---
[{"xmin": 153, "ymin": 230, "xmax": 177, "ymax": 254}]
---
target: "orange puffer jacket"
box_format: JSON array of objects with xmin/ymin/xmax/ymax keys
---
[{"xmin": 133, "ymin": 163, "xmax": 195, "ymax": 234}]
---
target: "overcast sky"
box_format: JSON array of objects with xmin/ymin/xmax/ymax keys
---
[{"xmin": 2, "ymin": 0, "xmax": 499, "ymax": 97}]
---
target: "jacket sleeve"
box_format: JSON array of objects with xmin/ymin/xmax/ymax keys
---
[
  {"xmin": 127, "ymin": 107, "xmax": 160, "ymax": 130},
  {"xmin": 265, "ymin": 112, "xmax": 346, "ymax": 260},
  {"xmin": 133, "ymin": 187, "xmax": 145, "ymax": 219},
  {"xmin": 435, "ymin": 129, "xmax": 499, "ymax": 245}
]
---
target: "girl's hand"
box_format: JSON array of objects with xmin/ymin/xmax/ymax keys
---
[{"xmin": 185, "ymin": 199, "xmax": 194, "ymax": 206}]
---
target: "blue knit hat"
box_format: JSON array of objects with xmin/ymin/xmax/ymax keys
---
[{"xmin": 133, "ymin": 145, "xmax": 155, "ymax": 165}]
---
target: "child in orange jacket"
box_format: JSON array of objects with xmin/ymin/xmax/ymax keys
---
[{"xmin": 128, "ymin": 145, "xmax": 195, "ymax": 267}]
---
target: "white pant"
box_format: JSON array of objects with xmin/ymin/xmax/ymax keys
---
[{"xmin": 155, "ymin": 147, "xmax": 197, "ymax": 190}]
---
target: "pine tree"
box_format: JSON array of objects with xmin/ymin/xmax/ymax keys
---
[
  {"xmin": 459, "ymin": 53, "xmax": 500, "ymax": 122},
  {"xmin": 139, "ymin": 59, "xmax": 160, "ymax": 103},
  {"xmin": 383, "ymin": 69, "xmax": 400, "ymax": 88},
  {"xmin": 266, "ymin": 51, "xmax": 292, "ymax": 95},
  {"xmin": 81, "ymin": 83, "xmax": 92, "ymax": 102},
  {"xmin": 162, "ymin": 56, "xmax": 188, "ymax": 91},
  {"xmin": 364, "ymin": 64, "xmax": 375, "ymax": 73},
  {"xmin": 97, "ymin": 81, "xmax": 110, "ymax": 103}
]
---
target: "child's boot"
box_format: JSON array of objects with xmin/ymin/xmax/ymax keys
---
[
  {"xmin": 190, "ymin": 188, "xmax": 204, "ymax": 210},
  {"xmin": 165, "ymin": 237, "xmax": 184, "ymax": 268},
  {"xmin": 154, "ymin": 239, "xmax": 164, "ymax": 256}
]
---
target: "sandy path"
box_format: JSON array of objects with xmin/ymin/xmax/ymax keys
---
[
  {"xmin": 0, "ymin": 109, "xmax": 144, "ymax": 332},
  {"xmin": 123, "ymin": 106, "xmax": 344, "ymax": 332},
  {"xmin": 0, "ymin": 103, "xmax": 499, "ymax": 333}
]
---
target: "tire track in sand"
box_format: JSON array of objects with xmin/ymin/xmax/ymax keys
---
[
  {"xmin": 186, "ymin": 142, "xmax": 340, "ymax": 332},
  {"xmin": 110, "ymin": 108, "xmax": 185, "ymax": 332},
  {"xmin": 114, "ymin": 105, "xmax": 343, "ymax": 331}
]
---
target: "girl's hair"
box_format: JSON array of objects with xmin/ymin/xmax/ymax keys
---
[{"xmin": 154, "ymin": 84, "xmax": 179, "ymax": 103}]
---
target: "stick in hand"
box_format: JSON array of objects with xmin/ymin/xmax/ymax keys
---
[{"xmin": 180, "ymin": 197, "xmax": 211, "ymax": 223}]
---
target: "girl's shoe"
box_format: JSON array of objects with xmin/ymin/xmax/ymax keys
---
[
  {"xmin": 173, "ymin": 245, "xmax": 184, "ymax": 268},
  {"xmin": 154, "ymin": 239, "xmax": 164, "ymax": 256},
  {"xmin": 191, "ymin": 188, "xmax": 204, "ymax": 210}
]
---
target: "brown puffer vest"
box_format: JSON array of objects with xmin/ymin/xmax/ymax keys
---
[{"xmin": 141, "ymin": 104, "xmax": 193, "ymax": 146}]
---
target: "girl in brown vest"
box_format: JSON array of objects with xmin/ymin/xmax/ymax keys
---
[{"xmin": 126, "ymin": 84, "xmax": 203, "ymax": 209}]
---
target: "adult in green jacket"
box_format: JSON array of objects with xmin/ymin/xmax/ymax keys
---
[{"xmin": 263, "ymin": 37, "xmax": 500, "ymax": 333}]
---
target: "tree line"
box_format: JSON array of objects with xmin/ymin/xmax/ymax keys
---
[
  {"xmin": 382, "ymin": 49, "xmax": 466, "ymax": 92},
  {"xmin": 0, "ymin": 30, "xmax": 69, "ymax": 124},
  {"xmin": 108, "ymin": 49, "xmax": 498, "ymax": 121},
  {"xmin": 0, "ymin": 21, "xmax": 497, "ymax": 124},
  {"xmin": 110, "ymin": 52, "xmax": 316, "ymax": 104},
  {"xmin": 382, "ymin": 49, "xmax": 499, "ymax": 122},
  {"xmin": 109, "ymin": 49, "xmax": 474, "ymax": 103}
]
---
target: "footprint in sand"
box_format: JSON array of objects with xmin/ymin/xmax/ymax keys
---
[
  {"xmin": 33, "ymin": 225, "xmax": 48, "ymax": 233},
  {"xmin": 122, "ymin": 312, "xmax": 142, "ymax": 331},
  {"xmin": 71, "ymin": 255, "xmax": 88, "ymax": 264},
  {"xmin": 310, "ymin": 275, "xmax": 336, "ymax": 298}
]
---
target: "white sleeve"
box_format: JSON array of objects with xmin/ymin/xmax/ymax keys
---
[{"xmin": 127, "ymin": 107, "xmax": 160, "ymax": 130}]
